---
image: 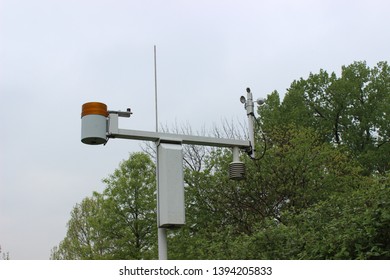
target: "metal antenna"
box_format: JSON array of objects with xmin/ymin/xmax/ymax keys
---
[{"xmin": 154, "ymin": 45, "xmax": 159, "ymax": 133}]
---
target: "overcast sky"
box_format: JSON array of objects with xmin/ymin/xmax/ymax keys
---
[{"xmin": 1, "ymin": 0, "xmax": 389, "ymax": 259}]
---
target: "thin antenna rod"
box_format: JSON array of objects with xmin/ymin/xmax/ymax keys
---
[{"xmin": 154, "ymin": 45, "xmax": 158, "ymax": 133}]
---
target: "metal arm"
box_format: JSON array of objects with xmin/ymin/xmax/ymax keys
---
[{"xmin": 107, "ymin": 113, "xmax": 251, "ymax": 150}]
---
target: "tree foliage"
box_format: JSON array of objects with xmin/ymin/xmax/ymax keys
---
[
  {"xmin": 51, "ymin": 152, "xmax": 157, "ymax": 259},
  {"xmin": 53, "ymin": 61, "xmax": 390, "ymax": 260},
  {"xmin": 0, "ymin": 245, "xmax": 10, "ymax": 260},
  {"xmin": 260, "ymin": 61, "xmax": 390, "ymax": 174},
  {"xmin": 234, "ymin": 180, "xmax": 390, "ymax": 259}
]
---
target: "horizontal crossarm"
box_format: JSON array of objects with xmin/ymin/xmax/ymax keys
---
[{"xmin": 107, "ymin": 113, "xmax": 250, "ymax": 149}]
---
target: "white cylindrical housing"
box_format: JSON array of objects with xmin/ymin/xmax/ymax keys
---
[
  {"xmin": 81, "ymin": 102, "xmax": 108, "ymax": 145},
  {"xmin": 81, "ymin": 114, "xmax": 107, "ymax": 145}
]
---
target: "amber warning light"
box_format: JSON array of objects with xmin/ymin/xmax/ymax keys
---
[{"xmin": 81, "ymin": 102, "xmax": 108, "ymax": 145}]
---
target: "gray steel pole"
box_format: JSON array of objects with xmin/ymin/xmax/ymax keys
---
[{"xmin": 154, "ymin": 45, "xmax": 168, "ymax": 260}]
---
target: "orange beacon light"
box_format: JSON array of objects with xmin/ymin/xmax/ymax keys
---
[{"xmin": 81, "ymin": 102, "xmax": 108, "ymax": 145}]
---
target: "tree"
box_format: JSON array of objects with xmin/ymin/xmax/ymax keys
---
[
  {"xmin": 235, "ymin": 179, "xmax": 390, "ymax": 260},
  {"xmin": 99, "ymin": 152, "xmax": 157, "ymax": 259},
  {"xmin": 262, "ymin": 61, "xmax": 390, "ymax": 174},
  {"xmin": 168, "ymin": 126, "xmax": 367, "ymax": 259},
  {"xmin": 52, "ymin": 152, "xmax": 157, "ymax": 259},
  {"xmin": 50, "ymin": 195, "xmax": 107, "ymax": 259},
  {"xmin": 169, "ymin": 61, "xmax": 388, "ymax": 259},
  {"xmin": 0, "ymin": 245, "xmax": 10, "ymax": 260},
  {"xmin": 54, "ymin": 61, "xmax": 389, "ymax": 260}
]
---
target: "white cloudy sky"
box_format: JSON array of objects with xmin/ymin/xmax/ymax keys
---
[{"xmin": 0, "ymin": 0, "xmax": 389, "ymax": 259}]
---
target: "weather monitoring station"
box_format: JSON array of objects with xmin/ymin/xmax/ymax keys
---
[{"xmin": 80, "ymin": 87, "xmax": 264, "ymax": 259}]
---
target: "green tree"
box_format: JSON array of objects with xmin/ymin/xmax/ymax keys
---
[
  {"xmin": 53, "ymin": 61, "xmax": 389, "ymax": 260},
  {"xmin": 52, "ymin": 152, "xmax": 157, "ymax": 260},
  {"xmin": 264, "ymin": 61, "xmax": 390, "ymax": 174},
  {"xmin": 50, "ymin": 195, "xmax": 106, "ymax": 259},
  {"xmin": 236, "ymin": 179, "xmax": 390, "ymax": 260},
  {"xmin": 99, "ymin": 152, "xmax": 157, "ymax": 259},
  {"xmin": 169, "ymin": 62, "xmax": 387, "ymax": 259},
  {"xmin": 169, "ymin": 125, "xmax": 367, "ymax": 259},
  {"xmin": 0, "ymin": 245, "xmax": 10, "ymax": 260}
]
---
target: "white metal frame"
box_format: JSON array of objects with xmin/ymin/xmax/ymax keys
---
[
  {"xmin": 106, "ymin": 112, "xmax": 252, "ymax": 260},
  {"xmin": 82, "ymin": 88, "xmax": 257, "ymax": 260}
]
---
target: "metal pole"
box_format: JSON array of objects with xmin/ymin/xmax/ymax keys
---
[
  {"xmin": 232, "ymin": 146, "xmax": 240, "ymax": 162},
  {"xmin": 156, "ymin": 143, "xmax": 168, "ymax": 260},
  {"xmin": 246, "ymin": 88, "xmax": 255, "ymax": 158},
  {"xmin": 158, "ymin": 227, "xmax": 168, "ymax": 259},
  {"xmin": 154, "ymin": 45, "xmax": 159, "ymax": 133},
  {"xmin": 154, "ymin": 45, "xmax": 168, "ymax": 260}
]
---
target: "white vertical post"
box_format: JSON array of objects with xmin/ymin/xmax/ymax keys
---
[
  {"xmin": 232, "ymin": 146, "xmax": 240, "ymax": 162},
  {"xmin": 154, "ymin": 45, "xmax": 168, "ymax": 260},
  {"xmin": 246, "ymin": 89, "xmax": 255, "ymax": 158},
  {"xmin": 108, "ymin": 113, "xmax": 119, "ymax": 134},
  {"xmin": 158, "ymin": 227, "xmax": 168, "ymax": 259},
  {"xmin": 156, "ymin": 143, "xmax": 168, "ymax": 260}
]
